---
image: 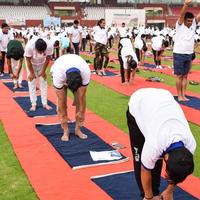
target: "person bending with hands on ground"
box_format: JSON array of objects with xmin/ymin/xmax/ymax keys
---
[
  {"xmin": 127, "ymin": 88, "xmax": 196, "ymax": 200},
  {"xmin": 51, "ymin": 54, "xmax": 91, "ymax": 141},
  {"xmin": 173, "ymin": 0, "xmax": 200, "ymax": 101}
]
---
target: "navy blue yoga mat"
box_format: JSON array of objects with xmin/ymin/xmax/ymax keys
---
[
  {"xmin": 174, "ymin": 96, "xmax": 200, "ymax": 110},
  {"xmin": 3, "ymin": 80, "xmax": 29, "ymax": 92},
  {"xmin": 0, "ymin": 73, "xmax": 11, "ymax": 80},
  {"xmin": 92, "ymin": 171, "xmax": 197, "ymax": 200},
  {"xmin": 14, "ymin": 96, "xmax": 57, "ymax": 117},
  {"xmin": 104, "ymin": 70, "xmax": 118, "ymax": 76},
  {"xmin": 143, "ymin": 63, "xmax": 156, "ymax": 68},
  {"xmin": 36, "ymin": 123, "xmax": 129, "ymax": 169}
]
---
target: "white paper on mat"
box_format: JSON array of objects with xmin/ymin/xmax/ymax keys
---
[{"xmin": 90, "ymin": 150, "xmax": 122, "ymax": 161}]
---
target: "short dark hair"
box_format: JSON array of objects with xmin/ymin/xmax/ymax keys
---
[
  {"xmin": 35, "ymin": 39, "xmax": 47, "ymax": 52},
  {"xmin": 2, "ymin": 23, "xmax": 9, "ymax": 29},
  {"xmin": 184, "ymin": 12, "xmax": 194, "ymax": 20},
  {"xmin": 74, "ymin": 20, "xmax": 79, "ymax": 25},
  {"xmin": 66, "ymin": 72, "xmax": 82, "ymax": 92},
  {"xmin": 97, "ymin": 18, "xmax": 105, "ymax": 26},
  {"xmin": 127, "ymin": 56, "xmax": 137, "ymax": 69},
  {"xmin": 166, "ymin": 147, "xmax": 194, "ymax": 185}
]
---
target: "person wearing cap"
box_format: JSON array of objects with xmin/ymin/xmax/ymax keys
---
[
  {"xmin": 7, "ymin": 40, "xmax": 24, "ymax": 89},
  {"xmin": 127, "ymin": 88, "xmax": 196, "ymax": 200},
  {"xmin": 24, "ymin": 37, "xmax": 53, "ymax": 111},
  {"xmin": 0, "ymin": 23, "xmax": 14, "ymax": 76},
  {"xmin": 120, "ymin": 37, "xmax": 138, "ymax": 85},
  {"xmin": 173, "ymin": 0, "xmax": 200, "ymax": 101},
  {"xmin": 51, "ymin": 54, "xmax": 91, "ymax": 141}
]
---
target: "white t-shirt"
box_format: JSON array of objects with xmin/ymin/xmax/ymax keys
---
[
  {"xmin": 118, "ymin": 27, "xmax": 128, "ymax": 38},
  {"xmin": 134, "ymin": 36, "xmax": 144, "ymax": 50},
  {"xmin": 173, "ymin": 19, "xmax": 196, "ymax": 54},
  {"xmin": 120, "ymin": 38, "xmax": 133, "ymax": 49},
  {"xmin": 151, "ymin": 36, "xmax": 163, "ymax": 51},
  {"xmin": 0, "ymin": 31, "xmax": 14, "ymax": 52},
  {"xmin": 121, "ymin": 47, "xmax": 138, "ymax": 69},
  {"xmin": 93, "ymin": 26, "xmax": 108, "ymax": 45},
  {"xmin": 68, "ymin": 25, "xmax": 82, "ymax": 43},
  {"xmin": 128, "ymin": 88, "xmax": 196, "ymax": 169},
  {"xmin": 24, "ymin": 37, "xmax": 53, "ymax": 66},
  {"xmin": 51, "ymin": 54, "xmax": 91, "ymax": 89}
]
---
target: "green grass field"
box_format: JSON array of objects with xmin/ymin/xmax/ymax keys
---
[
  {"xmin": 1, "ymin": 48, "xmax": 200, "ymax": 199},
  {"xmin": 0, "ymin": 122, "xmax": 38, "ymax": 200}
]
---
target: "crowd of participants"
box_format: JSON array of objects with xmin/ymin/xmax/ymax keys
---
[{"xmin": 0, "ymin": 1, "xmax": 200, "ymax": 199}]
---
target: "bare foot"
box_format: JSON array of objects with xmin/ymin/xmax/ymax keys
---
[
  {"xmin": 75, "ymin": 130, "xmax": 88, "ymax": 139},
  {"xmin": 178, "ymin": 96, "xmax": 185, "ymax": 101},
  {"xmin": 61, "ymin": 133, "xmax": 69, "ymax": 141},
  {"xmin": 43, "ymin": 104, "xmax": 52, "ymax": 110},
  {"xmin": 30, "ymin": 105, "xmax": 36, "ymax": 111},
  {"xmin": 183, "ymin": 96, "xmax": 190, "ymax": 101},
  {"xmin": 122, "ymin": 82, "xmax": 129, "ymax": 86},
  {"xmin": 13, "ymin": 85, "xmax": 18, "ymax": 89},
  {"xmin": 18, "ymin": 84, "xmax": 22, "ymax": 88}
]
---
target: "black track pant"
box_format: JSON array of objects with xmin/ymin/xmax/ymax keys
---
[{"xmin": 126, "ymin": 109, "xmax": 163, "ymax": 198}]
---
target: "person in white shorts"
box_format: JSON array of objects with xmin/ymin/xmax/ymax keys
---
[
  {"xmin": 24, "ymin": 37, "xmax": 53, "ymax": 111},
  {"xmin": 51, "ymin": 54, "xmax": 91, "ymax": 141}
]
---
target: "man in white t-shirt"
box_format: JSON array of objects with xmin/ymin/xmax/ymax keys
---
[
  {"xmin": 24, "ymin": 37, "xmax": 53, "ymax": 111},
  {"xmin": 51, "ymin": 54, "xmax": 91, "ymax": 141},
  {"xmin": 69, "ymin": 20, "xmax": 82, "ymax": 55},
  {"xmin": 120, "ymin": 37, "xmax": 138, "ymax": 85},
  {"xmin": 127, "ymin": 88, "xmax": 196, "ymax": 200},
  {"xmin": 151, "ymin": 35, "xmax": 169, "ymax": 69},
  {"xmin": 173, "ymin": 0, "xmax": 200, "ymax": 101}
]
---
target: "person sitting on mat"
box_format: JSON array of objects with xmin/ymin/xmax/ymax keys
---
[
  {"xmin": 7, "ymin": 40, "xmax": 24, "ymax": 89},
  {"xmin": 127, "ymin": 88, "xmax": 196, "ymax": 200},
  {"xmin": 24, "ymin": 37, "xmax": 53, "ymax": 111},
  {"xmin": 121, "ymin": 37, "xmax": 138, "ymax": 85},
  {"xmin": 51, "ymin": 54, "xmax": 91, "ymax": 141}
]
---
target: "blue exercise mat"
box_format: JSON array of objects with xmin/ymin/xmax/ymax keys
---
[
  {"xmin": 36, "ymin": 123, "xmax": 129, "ymax": 169},
  {"xmin": 143, "ymin": 63, "xmax": 156, "ymax": 68},
  {"xmin": 0, "ymin": 73, "xmax": 11, "ymax": 80},
  {"xmin": 92, "ymin": 171, "xmax": 197, "ymax": 200},
  {"xmin": 174, "ymin": 96, "xmax": 200, "ymax": 110},
  {"xmin": 104, "ymin": 70, "xmax": 118, "ymax": 76},
  {"xmin": 3, "ymin": 80, "xmax": 29, "ymax": 92},
  {"xmin": 14, "ymin": 96, "xmax": 57, "ymax": 117}
]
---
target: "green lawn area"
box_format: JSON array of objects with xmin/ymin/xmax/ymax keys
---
[{"xmin": 0, "ymin": 122, "xmax": 38, "ymax": 200}]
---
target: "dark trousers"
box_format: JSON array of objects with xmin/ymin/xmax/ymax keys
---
[
  {"xmin": 0, "ymin": 51, "xmax": 6, "ymax": 73},
  {"xmin": 108, "ymin": 36, "xmax": 113, "ymax": 49},
  {"xmin": 72, "ymin": 42, "xmax": 80, "ymax": 55},
  {"xmin": 82, "ymin": 38, "xmax": 87, "ymax": 51},
  {"xmin": 152, "ymin": 49, "xmax": 162, "ymax": 66},
  {"xmin": 53, "ymin": 47, "xmax": 59, "ymax": 60},
  {"xmin": 135, "ymin": 48, "xmax": 141, "ymax": 62},
  {"xmin": 118, "ymin": 49, "xmax": 125, "ymax": 83},
  {"xmin": 126, "ymin": 109, "xmax": 163, "ymax": 198}
]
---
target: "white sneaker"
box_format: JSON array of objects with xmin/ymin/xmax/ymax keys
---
[
  {"xmin": 159, "ymin": 65, "xmax": 163, "ymax": 69},
  {"xmin": 0, "ymin": 73, "xmax": 4, "ymax": 77},
  {"xmin": 156, "ymin": 65, "xmax": 159, "ymax": 69}
]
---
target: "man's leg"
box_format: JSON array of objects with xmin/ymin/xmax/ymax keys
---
[
  {"xmin": 74, "ymin": 91, "xmax": 87, "ymax": 139},
  {"xmin": 126, "ymin": 109, "xmax": 145, "ymax": 198},
  {"xmin": 94, "ymin": 43, "xmax": 103, "ymax": 75},
  {"xmin": 176, "ymin": 75, "xmax": 184, "ymax": 101},
  {"xmin": 26, "ymin": 65, "xmax": 37, "ymax": 111},
  {"xmin": 118, "ymin": 53, "xmax": 125, "ymax": 83},
  {"xmin": 182, "ymin": 74, "xmax": 189, "ymax": 101},
  {"xmin": 38, "ymin": 67, "xmax": 51, "ymax": 110}
]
